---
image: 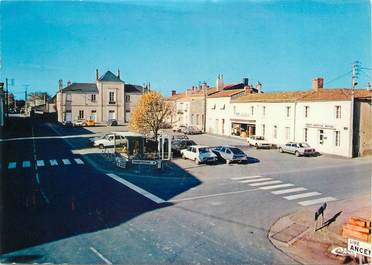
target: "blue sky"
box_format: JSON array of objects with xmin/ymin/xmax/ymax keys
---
[{"xmin": 1, "ymin": 0, "xmax": 371, "ymax": 98}]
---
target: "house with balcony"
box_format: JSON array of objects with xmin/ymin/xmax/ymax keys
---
[{"xmin": 56, "ymin": 69, "xmax": 145, "ymax": 125}]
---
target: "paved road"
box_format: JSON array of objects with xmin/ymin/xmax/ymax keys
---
[{"xmin": 1, "ymin": 118, "xmax": 370, "ymax": 264}]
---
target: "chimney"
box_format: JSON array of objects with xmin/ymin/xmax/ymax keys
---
[
  {"xmin": 67, "ymin": 80, "xmax": 72, "ymax": 87},
  {"xmin": 171, "ymin": 90, "xmax": 177, "ymax": 96},
  {"xmin": 58, "ymin": 79, "xmax": 63, "ymax": 91},
  {"xmin": 242, "ymin": 78, "xmax": 249, "ymax": 86},
  {"xmin": 216, "ymin": 74, "xmax": 224, "ymax": 91},
  {"xmin": 312, "ymin": 77, "xmax": 324, "ymax": 91},
  {"xmin": 96, "ymin": 69, "xmax": 99, "ymax": 80},
  {"xmin": 256, "ymin": 81, "xmax": 262, "ymax": 93},
  {"xmin": 117, "ymin": 68, "xmax": 120, "ymax": 79},
  {"xmin": 186, "ymin": 88, "xmax": 192, "ymax": 97}
]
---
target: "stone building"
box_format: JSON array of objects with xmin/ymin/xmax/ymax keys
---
[{"xmin": 56, "ymin": 70, "xmax": 145, "ymax": 124}]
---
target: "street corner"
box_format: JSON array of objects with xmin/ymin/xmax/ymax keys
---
[{"xmin": 268, "ymin": 195, "xmax": 371, "ymax": 265}]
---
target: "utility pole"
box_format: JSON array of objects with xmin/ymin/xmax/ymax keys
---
[{"xmin": 5, "ymin": 78, "xmax": 8, "ymax": 118}]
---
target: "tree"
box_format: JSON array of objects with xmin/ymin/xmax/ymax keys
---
[{"xmin": 130, "ymin": 91, "xmax": 174, "ymax": 140}]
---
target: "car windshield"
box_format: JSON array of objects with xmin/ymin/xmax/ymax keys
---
[
  {"xmin": 299, "ymin": 143, "xmax": 310, "ymax": 148},
  {"xmin": 199, "ymin": 148, "xmax": 209, "ymax": 153},
  {"xmin": 230, "ymin": 148, "xmax": 245, "ymax": 154}
]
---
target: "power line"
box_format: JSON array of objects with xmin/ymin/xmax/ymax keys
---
[
  {"xmin": 360, "ymin": 69, "xmax": 371, "ymax": 80},
  {"xmin": 325, "ymin": 70, "xmax": 352, "ymax": 85}
]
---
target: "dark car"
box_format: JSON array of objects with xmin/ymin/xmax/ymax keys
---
[
  {"xmin": 107, "ymin": 119, "xmax": 118, "ymax": 126},
  {"xmin": 171, "ymin": 139, "xmax": 197, "ymax": 156},
  {"xmin": 212, "ymin": 146, "xmax": 248, "ymax": 164}
]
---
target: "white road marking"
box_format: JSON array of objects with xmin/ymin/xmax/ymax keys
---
[
  {"xmin": 50, "ymin": 160, "xmax": 58, "ymax": 166},
  {"xmin": 283, "ymin": 192, "xmax": 321, "ymax": 200},
  {"xmin": 298, "ymin": 197, "xmax": 337, "ymax": 206},
  {"xmin": 231, "ymin": 176, "xmax": 263, "ymax": 180},
  {"xmin": 106, "ymin": 173, "xmax": 165, "ymax": 204},
  {"xmin": 37, "ymin": 160, "xmax": 45, "ymax": 167},
  {"xmin": 168, "ymin": 188, "xmax": 260, "ymax": 202},
  {"xmin": 8, "ymin": 162, "xmax": 16, "ymax": 169},
  {"xmin": 89, "ymin": 247, "xmax": 112, "ymax": 265},
  {"xmin": 259, "ymin": 183, "xmax": 294, "ymax": 190},
  {"xmin": 22, "ymin": 161, "xmax": 31, "ymax": 168},
  {"xmin": 271, "ymin": 187, "xmax": 307, "ymax": 195},
  {"xmin": 62, "ymin": 159, "xmax": 71, "ymax": 165},
  {"xmin": 74, "ymin": 158, "xmax": 84, "ymax": 165},
  {"xmin": 249, "ymin": 180, "xmax": 282, "ymax": 187},
  {"xmin": 239, "ymin": 177, "xmax": 272, "ymax": 183}
]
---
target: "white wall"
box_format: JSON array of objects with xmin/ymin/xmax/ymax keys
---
[
  {"xmin": 230, "ymin": 100, "xmax": 352, "ymax": 157},
  {"xmin": 206, "ymin": 97, "xmax": 231, "ymax": 135}
]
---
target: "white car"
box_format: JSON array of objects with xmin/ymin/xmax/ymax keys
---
[
  {"xmin": 247, "ymin": 135, "xmax": 272, "ymax": 149},
  {"xmin": 90, "ymin": 134, "xmax": 126, "ymax": 149},
  {"xmin": 180, "ymin": 145, "xmax": 218, "ymax": 165}
]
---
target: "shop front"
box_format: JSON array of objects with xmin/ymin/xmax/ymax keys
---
[{"xmin": 231, "ymin": 119, "xmax": 256, "ymax": 138}]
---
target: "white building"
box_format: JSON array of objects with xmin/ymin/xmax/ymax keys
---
[{"xmin": 231, "ymin": 78, "xmax": 372, "ymax": 157}]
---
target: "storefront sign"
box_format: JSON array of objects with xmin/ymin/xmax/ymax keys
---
[{"xmin": 306, "ymin": 123, "xmax": 335, "ymax": 130}]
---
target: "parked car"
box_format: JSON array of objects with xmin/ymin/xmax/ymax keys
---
[
  {"xmin": 73, "ymin": 120, "xmax": 85, "ymax": 127},
  {"xmin": 247, "ymin": 135, "xmax": 272, "ymax": 149},
  {"xmin": 173, "ymin": 125, "xmax": 187, "ymax": 133},
  {"xmin": 171, "ymin": 139, "xmax": 197, "ymax": 155},
  {"xmin": 85, "ymin": 119, "xmax": 96, "ymax": 127},
  {"xmin": 171, "ymin": 134, "xmax": 189, "ymax": 141},
  {"xmin": 212, "ymin": 146, "xmax": 248, "ymax": 164},
  {"xmin": 180, "ymin": 145, "xmax": 218, "ymax": 164},
  {"xmin": 62, "ymin": 121, "xmax": 73, "ymax": 127},
  {"xmin": 278, "ymin": 142, "xmax": 316, "ymax": 157},
  {"xmin": 183, "ymin": 126, "xmax": 203, "ymax": 135},
  {"xmin": 89, "ymin": 134, "xmax": 127, "ymax": 149},
  {"xmin": 107, "ymin": 119, "xmax": 118, "ymax": 126}
]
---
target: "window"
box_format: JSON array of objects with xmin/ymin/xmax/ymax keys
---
[
  {"xmin": 212, "ymin": 104, "xmax": 216, "ymax": 110},
  {"xmin": 78, "ymin": 110, "xmax": 84, "ymax": 120},
  {"xmin": 285, "ymin": 127, "xmax": 290, "ymax": 140},
  {"xmin": 304, "ymin": 128, "xmax": 308, "ymax": 142},
  {"xmin": 251, "ymin": 106, "xmax": 254, "ymax": 116},
  {"xmin": 220, "ymin": 104, "xmax": 225, "ymax": 110},
  {"xmin": 196, "ymin": 114, "xmax": 199, "ymax": 125},
  {"xmin": 319, "ymin": 129, "xmax": 324, "ymax": 145},
  {"xmin": 304, "ymin": 106, "xmax": 309, "ymax": 118},
  {"xmin": 262, "ymin": 106, "xmax": 266, "ymax": 116},
  {"xmin": 286, "ymin": 106, "xmax": 291, "ymax": 117},
  {"xmin": 191, "ymin": 114, "xmax": 194, "ymax": 124},
  {"xmin": 233, "ymin": 106, "xmax": 237, "ymax": 114},
  {"xmin": 262, "ymin": 124, "xmax": 266, "ymax": 137},
  {"xmin": 335, "ymin": 106, "xmax": 341, "ymax": 119},
  {"xmin": 91, "ymin": 94, "xmax": 96, "ymax": 102},
  {"xmin": 125, "ymin": 95, "xmax": 130, "ymax": 102},
  {"xmin": 109, "ymin": 91, "xmax": 115, "ymax": 104},
  {"xmin": 273, "ymin": 126, "xmax": 277, "ymax": 139},
  {"xmin": 108, "ymin": 110, "xmax": 116, "ymax": 119},
  {"xmin": 66, "ymin": 93, "xmax": 72, "ymax": 102},
  {"xmin": 335, "ymin": 131, "xmax": 340, "ymax": 146}
]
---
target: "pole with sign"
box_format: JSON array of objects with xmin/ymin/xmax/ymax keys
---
[
  {"xmin": 347, "ymin": 238, "xmax": 371, "ymax": 264},
  {"xmin": 314, "ymin": 202, "xmax": 327, "ymax": 231}
]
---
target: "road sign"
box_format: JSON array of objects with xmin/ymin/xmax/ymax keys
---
[
  {"xmin": 132, "ymin": 160, "xmax": 157, "ymax": 165},
  {"xmin": 348, "ymin": 238, "xmax": 372, "ymax": 257},
  {"xmin": 315, "ymin": 202, "xmax": 327, "ymax": 221}
]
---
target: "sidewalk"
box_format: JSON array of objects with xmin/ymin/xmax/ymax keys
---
[{"xmin": 269, "ymin": 195, "xmax": 371, "ymax": 265}]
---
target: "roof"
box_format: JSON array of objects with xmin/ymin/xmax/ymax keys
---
[
  {"xmin": 125, "ymin": 84, "xmax": 143, "ymax": 94},
  {"xmin": 208, "ymin": 89, "xmax": 245, "ymax": 98},
  {"xmin": 62, "ymin": 83, "xmax": 98, "ymax": 93},
  {"xmin": 113, "ymin": 131, "xmax": 144, "ymax": 137},
  {"xmin": 233, "ymin": 88, "xmax": 372, "ymax": 103},
  {"xmin": 98, "ymin": 71, "xmax": 123, "ymax": 82},
  {"xmin": 167, "ymin": 87, "xmax": 219, "ymax": 101}
]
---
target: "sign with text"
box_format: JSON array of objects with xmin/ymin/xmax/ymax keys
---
[
  {"xmin": 132, "ymin": 160, "xmax": 157, "ymax": 165},
  {"xmin": 348, "ymin": 239, "xmax": 372, "ymax": 257}
]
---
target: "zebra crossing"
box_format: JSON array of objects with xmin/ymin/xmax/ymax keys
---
[
  {"xmin": 6, "ymin": 158, "xmax": 85, "ymax": 170},
  {"xmin": 231, "ymin": 175, "xmax": 337, "ymax": 206}
]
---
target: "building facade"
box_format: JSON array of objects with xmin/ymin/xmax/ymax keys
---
[
  {"xmin": 56, "ymin": 70, "xmax": 144, "ymax": 124},
  {"xmin": 231, "ymin": 78, "xmax": 372, "ymax": 157}
]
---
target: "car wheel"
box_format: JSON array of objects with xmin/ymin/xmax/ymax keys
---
[
  {"xmin": 255, "ymin": 144, "xmax": 259, "ymax": 149},
  {"xmin": 226, "ymin": 159, "xmax": 231, "ymax": 165},
  {"xmin": 99, "ymin": 144, "xmax": 104, "ymax": 149},
  {"xmin": 279, "ymin": 147, "xmax": 283, "ymax": 153},
  {"xmin": 195, "ymin": 158, "xmax": 200, "ymax": 165},
  {"xmin": 182, "ymin": 154, "xmax": 186, "ymax": 159},
  {"xmin": 295, "ymin": 151, "xmax": 300, "ymax": 157}
]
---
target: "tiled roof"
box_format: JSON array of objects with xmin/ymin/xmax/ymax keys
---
[
  {"xmin": 125, "ymin": 84, "xmax": 143, "ymax": 94},
  {"xmin": 62, "ymin": 83, "xmax": 98, "ymax": 93},
  {"xmin": 233, "ymin": 88, "xmax": 372, "ymax": 103},
  {"xmin": 208, "ymin": 89, "xmax": 245, "ymax": 98},
  {"xmin": 98, "ymin": 71, "xmax": 123, "ymax": 82},
  {"xmin": 167, "ymin": 87, "xmax": 218, "ymax": 101}
]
